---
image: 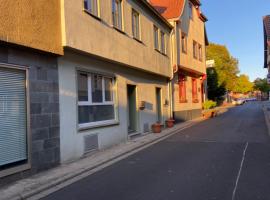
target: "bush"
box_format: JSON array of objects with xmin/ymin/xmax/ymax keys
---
[{"xmin": 203, "ymin": 100, "xmax": 217, "ymax": 110}]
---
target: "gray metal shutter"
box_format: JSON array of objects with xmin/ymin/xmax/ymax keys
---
[{"xmin": 0, "ymin": 67, "xmax": 27, "ymax": 167}]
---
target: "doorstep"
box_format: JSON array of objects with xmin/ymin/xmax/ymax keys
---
[{"xmin": 0, "ymin": 118, "xmax": 203, "ymax": 200}]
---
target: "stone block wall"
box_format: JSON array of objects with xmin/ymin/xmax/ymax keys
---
[{"xmin": 0, "ymin": 45, "xmax": 60, "ymax": 185}]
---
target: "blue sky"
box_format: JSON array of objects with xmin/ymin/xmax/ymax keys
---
[{"xmin": 201, "ymin": 0, "xmax": 269, "ymax": 81}]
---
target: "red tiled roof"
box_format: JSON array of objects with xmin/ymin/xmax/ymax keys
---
[{"xmin": 149, "ymin": 0, "xmax": 185, "ymax": 19}]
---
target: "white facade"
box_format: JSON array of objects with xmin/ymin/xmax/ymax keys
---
[{"xmin": 58, "ymin": 51, "xmax": 170, "ymax": 163}]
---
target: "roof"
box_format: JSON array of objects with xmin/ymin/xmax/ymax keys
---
[
  {"xmin": 263, "ymin": 15, "xmax": 270, "ymax": 68},
  {"xmin": 140, "ymin": 0, "xmax": 173, "ymax": 29},
  {"xmin": 149, "ymin": 0, "xmax": 185, "ymax": 19}
]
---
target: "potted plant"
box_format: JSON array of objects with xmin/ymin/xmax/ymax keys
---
[
  {"xmin": 152, "ymin": 122, "xmax": 162, "ymax": 133},
  {"xmin": 165, "ymin": 118, "xmax": 175, "ymax": 128},
  {"xmin": 202, "ymin": 100, "xmax": 218, "ymax": 119}
]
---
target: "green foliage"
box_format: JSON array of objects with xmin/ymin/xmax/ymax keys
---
[
  {"xmin": 206, "ymin": 43, "xmax": 239, "ymax": 99},
  {"xmin": 254, "ymin": 78, "xmax": 270, "ymax": 93},
  {"xmin": 203, "ymin": 100, "xmax": 217, "ymax": 110},
  {"xmin": 233, "ymin": 74, "xmax": 254, "ymax": 93}
]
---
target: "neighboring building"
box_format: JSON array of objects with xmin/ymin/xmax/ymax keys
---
[
  {"xmin": 59, "ymin": 0, "xmax": 173, "ymax": 163},
  {"xmin": 0, "ymin": 1, "xmax": 62, "ymax": 183},
  {"xmin": 263, "ymin": 15, "xmax": 270, "ymax": 74},
  {"xmin": 150, "ymin": 0, "xmax": 208, "ymax": 122}
]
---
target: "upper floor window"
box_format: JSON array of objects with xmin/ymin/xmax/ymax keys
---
[
  {"xmin": 132, "ymin": 9, "xmax": 140, "ymax": 40},
  {"xmin": 181, "ymin": 32, "xmax": 187, "ymax": 54},
  {"xmin": 84, "ymin": 0, "xmax": 99, "ymax": 16},
  {"xmin": 154, "ymin": 25, "xmax": 159, "ymax": 50},
  {"xmin": 112, "ymin": 0, "xmax": 123, "ymax": 30},
  {"xmin": 193, "ymin": 41, "xmax": 198, "ymax": 59},
  {"xmin": 198, "ymin": 44, "xmax": 203, "ymax": 61},
  {"xmin": 189, "ymin": 2, "xmax": 193, "ymax": 20},
  {"xmin": 160, "ymin": 31, "xmax": 166, "ymax": 54}
]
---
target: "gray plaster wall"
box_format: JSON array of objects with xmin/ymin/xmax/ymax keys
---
[
  {"xmin": 174, "ymin": 109, "xmax": 202, "ymax": 123},
  {"xmin": 0, "ymin": 45, "xmax": 60, "ymax": 185}
]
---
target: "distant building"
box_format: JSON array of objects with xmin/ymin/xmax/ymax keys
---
[
  {"xmin": 150, "ymin": 0, "xmax": 208, "ymax": 122},
  {"xmin": 263, "ymin": 15, "xmax": 270, "ymax": 76}
]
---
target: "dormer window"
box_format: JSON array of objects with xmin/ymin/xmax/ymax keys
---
[{"xmin": 189, "ymin": 2, "xmax": 193, "ymax": 20}]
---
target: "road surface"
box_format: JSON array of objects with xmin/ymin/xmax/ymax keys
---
[{"xmin": 42, "ymin": 102, "xmax": 270, "ymax": 200}]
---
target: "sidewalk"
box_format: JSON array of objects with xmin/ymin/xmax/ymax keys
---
[
  {"xmin": 0, "ymin": 118, "xmax": 203, "ymax": 200},
  {"xmin": 262, "ymin": 101, "xmax": 270, "ymax": 136}
]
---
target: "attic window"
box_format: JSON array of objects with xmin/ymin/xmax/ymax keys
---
[{"xmin": 189, "ymin": 2, "xmax": 193, "ymax": 20}]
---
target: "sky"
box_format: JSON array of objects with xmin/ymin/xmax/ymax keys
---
[{"xmin": 201, "ymin": 0, "xmax": 270, "ymax": 81}]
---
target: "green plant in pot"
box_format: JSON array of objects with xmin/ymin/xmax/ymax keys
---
[{"xmin": 202, "ymin": 100, "xmax": 217, "ymax": 118}]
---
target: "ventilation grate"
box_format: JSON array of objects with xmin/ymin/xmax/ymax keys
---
[{"xmin": 84, "ymin": 134, "xmax": 98, "ymax": 154}]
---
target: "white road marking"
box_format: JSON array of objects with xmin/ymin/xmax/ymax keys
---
[{"xmin": 232, "ymin": 142, "xmax": 249, "ymax": 200}]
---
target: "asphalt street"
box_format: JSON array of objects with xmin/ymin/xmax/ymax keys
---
[{"xmin": 42, "ymin": 102, "xmax": 270, "ymax": 200}]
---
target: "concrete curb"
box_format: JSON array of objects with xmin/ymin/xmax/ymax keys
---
[{"xmin": 1, "ymin": 118, "xmax": 203, "ymax": 200}]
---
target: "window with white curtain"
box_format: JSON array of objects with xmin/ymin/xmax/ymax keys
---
[{"xmin": 112, "ymin": 0, "xmax": 123, "ymax": 30}]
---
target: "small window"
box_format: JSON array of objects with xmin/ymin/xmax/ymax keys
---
[
  {"xmin": 77, "ymin": 72, "xmax": 116, "ymax": 127},
  {"xmin": 198, "ymin": 44, "xmax": 203, "ymax": 61},
  {"xmin": 189, "ymin": 2, "xmax": 193, "ymax": 20},
  {"xmin": 192, "ymin": 78, "xmax": 198, "ymax": 103},
  {"xmin": 181, "ymin": 32, "xmax": 187, "ymax": 54},
  {"xmin": 84, "ymin": 0, "xmax": 99, "ymax": 16},
  {"xmin": 160, "ymin": 31, "xmax": 166, "ymax": 54},
  {"xmin": 112, "ymin": 0, "xmax": 123, "ymax": 30},
  {"xmin": 179, "ymin": 74, "xmax": 187, "ymax": 103},
  {"xmin": 193, "ymin": 41, "xmax": 198, "ymax": 59},
  {"xmin": 132, "ymin": 9, "xmax": 140, "ymax": 40},
  {"xmin": 154, "ymin": 25, "xmax": 159, "ymax": 50}
]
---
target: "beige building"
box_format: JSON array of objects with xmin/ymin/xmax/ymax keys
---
[
  {"xmin": 151, "ymin": 0, "xmax": 208, "ymax": 122},
  {"xmin": 59, "ymin": 0, "xmax": 173, "ymax": 162}
]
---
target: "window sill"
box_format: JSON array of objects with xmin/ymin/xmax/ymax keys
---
[
  {"xmin": 0, "ymin": 162, "xmax": 31, "ymax": 178},
  {"xmin": 113, "ymin": 26, "xmax": 126, "ymax": 35},
  {"xmin": 84, "ymin": 9, "xmax": 101, "ymax": 21},
  {"xmin": 193, "ymin": 99, "xmax": 199, "ymax": 103},
  {"xmin": 78, "ymin": 120, "xmax": 119, "ymax": 131},
  {"xmin": 133, "ymin": 37, "xmax": 143, "ymax": 44},
  {"xmin": 155, "ymin": 49, "xmax": 167, "ymax": 57},
  {"xmin": 180, "ymin": 100, "xmax": 188, "ymax": 103}
]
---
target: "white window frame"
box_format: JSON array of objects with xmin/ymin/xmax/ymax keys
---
[
  {"xmin": 132, "ymin": 9, "xmax": 140, "ymax": 40},
  {"xmin": 84, "ymin": 0, "xmax": 100, "ymax": 17},
  {"xmin": 112, "ymin": 0, "xmax": 123, "ymax": 30},
  {"xmin": 154, "ymin": 25, "xmax": 159, "ymax": 50},
  {"xmin": 77, "ymin": 72, "xmax": 118, "ymax": 129},
  {"xmin": 160, "ymin": 31, "xmax": 166, "ymax": 54}
]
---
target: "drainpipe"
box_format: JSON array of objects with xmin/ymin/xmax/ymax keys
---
[{"xmin": 168, "ymin": 20, "xmax": 178, "ymax": 119}]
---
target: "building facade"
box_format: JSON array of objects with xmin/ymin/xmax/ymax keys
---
[
  {"xmin": 150, "ymin": 0, "xmax": 208, "ymax": 122},
  {"xmin": 59, "ymin": 0, "xmax": 173, "ymax": 163},
  {"xmin": 0, "ymin": 0, "xmax": 208, "ymax": 183},
  {"xmin": 0, "ymin": 0, "xmax": 62, "ymax": 183},
  {"xmin": 264, "ymin": 15, "xmax": 270, "ymax": 72}
]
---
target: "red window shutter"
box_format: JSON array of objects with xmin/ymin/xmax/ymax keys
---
[
  {"xmin": 192, "ymin": 78, "xmax": 198, "ymax": 102},
  {"xmin": 179, "ymin": 74, "xmax": 186, "ymax": 103}
]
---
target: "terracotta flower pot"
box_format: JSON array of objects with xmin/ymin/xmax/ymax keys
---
[
  {"xmin": 165, "ymin": 119, "xmax": 175, "ymax": 128},
  {"xmin": 152, "ymin": 123, "xmax": 162, "ymax": 133}
]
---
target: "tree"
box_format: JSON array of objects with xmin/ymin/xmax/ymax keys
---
[
  {"xmin": 254, "ymin": 78, "xmax": 270, "ymax": 93},
  {"xmin": 233, "ymin": 74, "xmax": 254, "ymax": 94},
  {"xmin": 206, "ymin": 43, "xmax": 239, "ymax": 100}
]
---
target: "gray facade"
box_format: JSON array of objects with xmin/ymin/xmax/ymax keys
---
[
  {"xmin": 174, "ymin": 109, "xmax": 202, "ymax": 123},
  {"xmin": 0, "ymin": 45, "xmax": 60, "ymax": 185}
]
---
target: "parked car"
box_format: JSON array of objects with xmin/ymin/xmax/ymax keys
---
[{"xmin": 232, "ymin": 98, "xmax": 245, "ymax": 105}]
